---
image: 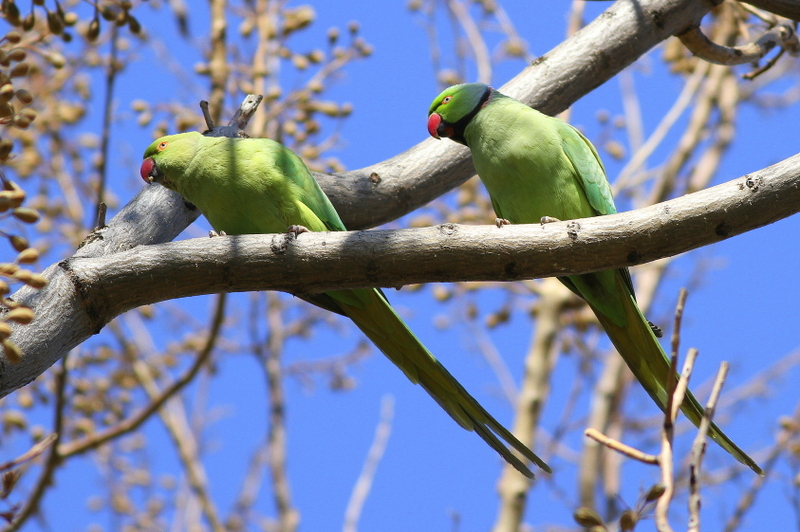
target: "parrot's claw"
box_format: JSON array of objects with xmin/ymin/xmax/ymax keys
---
[
  {"xmin": 540, "ymin": 216, "xmax": 561, "ymax": 225},
  {"xmin": 648, "ymin": 321, "xmax": 663, "ymax": 338},
  {"xmin": 495, "ymin": 218, "xmax": 510, "ymax": 228},
  {"xmin": 209, "ymin": 230, "xmax": 227, "ymax": 238},
  {"xmin": 287, "ymin": 225, "xmax": 310, "ymax": 238}
]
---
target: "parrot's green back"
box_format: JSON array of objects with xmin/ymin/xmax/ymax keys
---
[
  {"xmin": 142, "ymin": 131, "xmax": 550, "ymax": 477},
  {"xmin": 428, "ymin": 84, "xmax": 762, "ymax": 475}
]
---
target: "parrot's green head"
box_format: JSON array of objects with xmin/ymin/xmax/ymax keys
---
[
  {"xmin": 427, "ymin": 82, "xmax": 493, "ymax": 146},
  {"xmin": 140, "ymin": 131, "xmax": 202, "ymax": 190}
]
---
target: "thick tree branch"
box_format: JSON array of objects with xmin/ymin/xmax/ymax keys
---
[
  {"xmin": 742, "ymin": 0, "xmax": 800, "ymax": 21},
  {"xmin": 1, "ymin": 152, "xmax": 798, "ymax": 397}
]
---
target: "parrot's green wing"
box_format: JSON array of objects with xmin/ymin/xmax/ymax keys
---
[{"xmin": 557, "ymin": 121, "xmax": 616, "ymax": 217}]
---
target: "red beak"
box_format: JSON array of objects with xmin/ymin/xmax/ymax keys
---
[
  {"xmin": 427, "ymin": 113, "xmax": 442, "ymax": 139},
  {"xmin": 140, "ymin": 158, "xmax": 155, "ymax": 183}
]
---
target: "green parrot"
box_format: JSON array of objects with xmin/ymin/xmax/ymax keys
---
[
  {"xmin": 140, "ymin": 131, "xmax": 551, "ymax": 477},
  {"xmin": 427, "ymin": 83, "xmax": 762, "ymax": 475}
]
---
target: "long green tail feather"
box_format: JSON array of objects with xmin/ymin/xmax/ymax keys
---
[
  {"xmin": 590, "ymin": 272, "xmax": 763, "ymax": 476},
  {"xmin": 332, "ymin": 286, "xmax": 552, "ymax": 477}
]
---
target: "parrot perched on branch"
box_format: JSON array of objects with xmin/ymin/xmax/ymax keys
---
[
  {"xmin": 427, "ymin": 82, "xmax": 762, "ymax": 475},
  {"xmin": 141, "ymin": 131, "xmax": 550, "ymax": 478}
]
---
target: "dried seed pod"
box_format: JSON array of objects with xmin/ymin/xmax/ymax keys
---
[
  {"xmin": 5, "ymin": 306, "xmax": 34, "ymax": 324},
  {"xmin": 63, "ymin": 12, "xmax": 78, "ymax": 26},
  {"xmin": 327, "ymin": 26, "xmax": 339, "ymax": 44},
  {"xmin": 645, "ymin": 483, "xmax": 666, "ymax": 502},
  {"xmin": 573, "ymin": 507, "xmax": 605, "ymax": 528},
  {"xmin": 100, "ymin": 4, "xmax": 118, "ymax": 21},
  {"xmin": 291, "ymin": 54, "xmax": 309, "ymax": 70},
  {"xmin": 3, "ymin": 338, "xmax": 22, "ymax": 363},
  {"xmin": 87, "ymin": 17, "xmax": 101, "ymax": 41},
  {"xmin": 14, "ymin": 88, "xmax": 32, "ymax": 104},
  {"xmin": 46, "ymin": 51, "xmax": 65, "ymax": 68},
  {"xmin": 4, "ymin": 1, "xmax": 21, "ymax": 25},
  {"xmin": 12, "ymin": 207, "xmax": 39, "ymax": 223},
  {"xmin": 128, "ymin": 15, "xmax": 140, "ymax": 34},
  {"xmin": 5, "ymin": 31, "xmax": 21, "ymax": 44},
  {"xmin": 0, "ymin": 262, "xmax": 19, "ymax": 275},
  {"xmin": 307, "ymin": 49, "xmax": 324, "ymax": 63},
  {"xmin": 7, "ymin": 47, "xmax": 26, "ymax": 62},
  {"xmin": 21, "ymin": 11, "xmax": 35, "ymax": 31},
  {"xmin": 26, "ymin": 273, "xmax": 47, "ymax": 288},
  {"xmin": 9, "ymin": 235, "xmax": 28, "ymax": 252},
  {"xmin": 0, "ymin": 320, "xmax": 13, "ymax": 340},
  {"xmin": 47, "ymin": 9, "xmax": 64, "ymax": 34},
  {"xmin": 619, "ymin": 510, "xmax": 638, "ymax": 531},
  {"xmin": 13, "ymin": 113, "xmax": 31, "ymax": 129},
  {"xmin": 16, "ymin": 247, "xmax": 38, "ymax": 263},
  {"xmin": 283, "ymin": 5, "xmax": 315, "ymax": 34},
  {"xmin": 9, "ymin": 62, "xmax": 29, "ymax": 78},
  {"xmin": 0, "ymin": 84, "xmax": 14, "ymax": 102}
]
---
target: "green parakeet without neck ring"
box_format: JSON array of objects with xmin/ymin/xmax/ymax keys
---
[
  {"xmin": 427, "ymin": 82, "xmax": 762, "ymax": 475},
  {"xmin": 141, "ymin": 131, "xmax": 551, "ymax": 478}
]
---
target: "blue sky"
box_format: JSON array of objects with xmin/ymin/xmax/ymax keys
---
[{"xmin": 8, "ymin": 1, "xmax": 800, "ymax": 531}]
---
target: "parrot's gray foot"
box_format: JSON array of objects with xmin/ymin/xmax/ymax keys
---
[
  {"xmin": 495, "ymin": 218, "xmax": 510, "ymax": 228},
  {"xmin": 287, "ymin": 225, "xmax": 310, "ymax": 238},
  {"xmin": 648, "ymin": 321, "xmax": 663, "ymax": 338},
  {"xmin": 540, "ymin": 216, "xmax": 561, "ymax": 225},
  {"xmin": 209, "ymin": 230, "xmax": 227, "ymax": 237}
]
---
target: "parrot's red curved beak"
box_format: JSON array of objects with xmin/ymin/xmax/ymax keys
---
[
  {"xmin": 140, "ymin": 158, "xmax": 156, "ymax": 183},
  {"xmin": 427, "ymin": 113, "xmax": 442, "ymax": 139}
]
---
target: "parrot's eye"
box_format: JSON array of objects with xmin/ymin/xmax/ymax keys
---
[
  {"xmin": 442, "ymin": 96, "xmax": 452, "ymax": 104},
  {"xmin": 157, "ymin": 141, "xmax": 168, "ymax": 151}
]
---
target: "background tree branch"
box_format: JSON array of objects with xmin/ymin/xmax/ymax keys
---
[{"xmin": 2, "ymin": 151, "xmax": 798, "ymax": 397}]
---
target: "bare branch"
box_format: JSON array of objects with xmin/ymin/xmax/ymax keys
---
[
  {"xmin": 2, "ymin": 153, "xmax": 799, "ymax": 397},
  {"xmin": 343, "ymin": 396, "xmax": 394, "ymax": 532},
  {"xmin": 688, "ymin": 362, "xmax": 730, "ymax": 532},
  {"xmin": 677, "ymin": 19, "xmax": 798, "ymax": 66},
  {"xmin": 742, "ymin": 0, "xmax": 800, "ymax": 21},
  {"xmin": 584, "ymin": 428, "xmax": 659, "ymax": 465}
]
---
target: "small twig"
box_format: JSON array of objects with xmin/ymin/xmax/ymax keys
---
[
  {"xmin": 688, "ymin": 361, "xmax": 729, "ymax": 532},
  {"xmin": 743, "ymin": 46, "xmax": 785, "ymax": 79},
  {"xmin": 94, "ymin": 202, "xmax": 107, "ymax": 230},
  {"xmin": 57, "ymin": 293, "xmax": 226, "ymax": 458},
  {"xmin": 655, "ymin": 347, "xmax": 698, "ymax": 532},
  {"xmin": 6, "ymin": 356, "xmax": 69, "ymax": 531},
  {"xmin": 677, "ymin": 19, "xmax": 798, "ymax": 66},
  {"xmin": 200, "ymin": 100, "xmax": 215, "ymax": 129},
  {"xmin": 723, "ymin": 400, "xmax": 800, "ymax": 532},
  {"xmin": 584, "ymin": 428, "xmax": 659, "ymax": 465},
  {"xmin": 670, "ymin": 288, "xmax": 689, "ymax": 359},
  {"xmin": 740, "ymin": 2, "xmax": 778, "ymax": 25},
  {"xmin": 0, "ymin": 434, "xmax": 57, "ymax": 473},
  {"xmin": 262, "ymin": 292, "xmax": 299, "ymax": 532},
  {"xmin": 343, "ymin": 395, "xmax": 394, "ymax": 532}
]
